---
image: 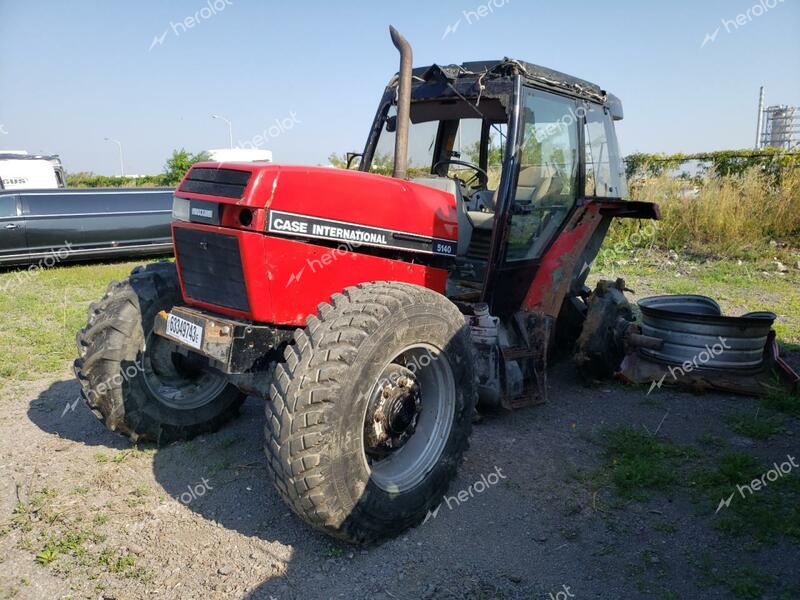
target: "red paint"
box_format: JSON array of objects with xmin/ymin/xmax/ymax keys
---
[
  {"xmin": 521, "ymin": 202, "xmax": 603, "ymax": 313},
  {"xmin": 171, "ymin": 162, "xmax": 456, "ymax": 325},
  {"xmin": 177, "ymin": 163, "xmax": 459, "ymax": 242},
  {"xmin": 172, "ymin": 222, "xmax": 447, "ymax": 326}
]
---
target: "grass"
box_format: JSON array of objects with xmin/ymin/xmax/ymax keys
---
[
  {"xmin": 598, "ymin": 426, "xmax": 695, "ymax": 499},
  {"xmin": 690, "ymin": 453, "xmax": 800, "ymax": 543},
  {"xmin": 725, "ymin": 412, "xmax": 784, "ymax": 440},
  {"xmin": 610, "ymin": 166, "xmax": 800, "ymax": 260},
  {"xmin": 763, "ymin": 386, "xmax": 800, "ymax": 418},
  {"xmin": 5, "ymin": 484, "xmax": 150, "ymax": 583},
  {"xmin": 323, "ymin": 546, "xmax": 344, "ymax": 559},
  {"xmin": 652, "ymin": 521, "xmax": 677, "ymax": 534},
  {"xmin": 696, "ymin": 555, "xmax": 776, "ymax": 600},
  {"xmin": 0, "ymin": 259, "xmax": 161, "ymax": 391}
]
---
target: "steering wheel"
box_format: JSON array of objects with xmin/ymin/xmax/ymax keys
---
[{"xmin": 432, "ymin": 159, "xmax": 489, "ymax": 189}]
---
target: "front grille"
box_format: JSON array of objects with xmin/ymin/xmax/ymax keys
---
[
  {"xmin": 174, "ymin": 227, "xmax": 250, "ymax": 312},
  {"xmin": 178, "ymin": 167, "xmax": 251, "ymax": 199}
]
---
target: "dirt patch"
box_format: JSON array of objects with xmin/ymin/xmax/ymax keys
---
[{"xmin": 1, "ymin": 362, "xmax": 798, "ymax": 599}]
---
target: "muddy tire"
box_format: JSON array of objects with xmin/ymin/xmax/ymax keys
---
[
  {"xmin": 74, "ymin": 261, "xmax": 245, "ymax": 445},
  {"xmin": 264, "ymin": 282, "xmax": 476, "ymax": 544}
]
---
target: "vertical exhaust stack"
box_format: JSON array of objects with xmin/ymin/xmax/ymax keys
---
[{"xmin": 389, "ymin": 26, "xmax": 412, "ymax": 180}]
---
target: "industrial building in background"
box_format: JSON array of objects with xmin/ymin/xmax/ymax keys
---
[{"xmin": 755, "ymin": 86, "xmax": 800, "ymax": 150}]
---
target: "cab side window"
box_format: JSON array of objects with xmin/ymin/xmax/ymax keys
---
[
  {"xmin": 584, "ymin": 103, "xmax": 627, "ymax": 198},
  {"xmin": 506, "ymin": 88, "xmax": 579, "ymax": 262}
]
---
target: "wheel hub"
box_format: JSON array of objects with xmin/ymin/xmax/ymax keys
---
[{"xmin": 364, "ymin": 365, "xmax": 421, "ymax": 455}]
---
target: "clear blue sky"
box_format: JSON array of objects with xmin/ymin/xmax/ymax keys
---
[{"xmin": 1, "ymin": 0, "xmax": 798, "ymax": 175}]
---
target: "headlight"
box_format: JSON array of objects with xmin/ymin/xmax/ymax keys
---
[{"xmin": 172, "ymin": 197, "xmax": 190, "ymax": 222}]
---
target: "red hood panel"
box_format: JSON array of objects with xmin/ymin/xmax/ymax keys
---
[{"xmin": 180, "ymin": 163, "xmax": 459, "ymax": 242}]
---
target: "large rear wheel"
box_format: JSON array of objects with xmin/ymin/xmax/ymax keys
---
[
  {"xmin": 264, "ymin": 282, "xmax": 477, "ymax": 544},
  {"xmin": 74, "ymin": 262, "xmax": 245, "ymax": 445}
]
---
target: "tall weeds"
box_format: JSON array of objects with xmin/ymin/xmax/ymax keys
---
[{"xmin": 607, "ymin": 167, "xmax": 800, "ymax": 259}]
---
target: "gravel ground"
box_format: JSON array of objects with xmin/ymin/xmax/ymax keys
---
[{"xmin": 1, "ymin": 357, "xmax": 798, "ymax": 599}]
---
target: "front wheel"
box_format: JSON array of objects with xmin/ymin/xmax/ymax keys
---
[
  {"xmin": 264, "ymin": 282, "xmax": 477, "ymax": 544},
  {"xmin": 74, "ymin": 262, "xmax": 245, "ymax": 445}
]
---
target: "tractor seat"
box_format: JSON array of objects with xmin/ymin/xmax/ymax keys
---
[{"xmin": 516, "ymin": 164, "xmax": 557, "ymax": 203}]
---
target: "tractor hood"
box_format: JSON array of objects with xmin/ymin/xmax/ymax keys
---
[{"xmin": 175, "ymin": 163, "xmax": 459, "ymax": 257}]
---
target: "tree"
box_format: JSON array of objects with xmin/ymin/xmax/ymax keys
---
[{"xmin": 162, "ymin": 149, "xmax": 211, "ymax": 185}]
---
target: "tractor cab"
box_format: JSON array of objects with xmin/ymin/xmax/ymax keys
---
[{"xmin": 359, "ymin": 59, "xmax": 632, "ymax": 315}]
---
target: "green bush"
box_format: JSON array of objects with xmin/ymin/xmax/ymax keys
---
[
  {"xmin": 65, "ymin": 149, "xmax": 211, "ymax": 188},
  {"xmin": 65, "ymin": 173, "xmax": 166, "ymax": 188}
]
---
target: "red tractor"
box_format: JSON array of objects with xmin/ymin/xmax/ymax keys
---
[{"xmin": 75, "ymin": 28, "xmax": 657, "ymax": 543}]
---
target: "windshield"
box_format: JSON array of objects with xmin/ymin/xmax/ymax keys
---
[
  {"xmin": 370, "ymin": 106, "xmax": 438, "ymax": 177},
  {"xmin": 370, "ymin": 104, "xmax": 507, "ymax": 187}
]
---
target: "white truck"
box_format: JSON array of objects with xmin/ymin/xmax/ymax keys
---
[
  {"xmin": 206, "ymin": 148, "xmax": 272, "ymax": 163},
  {"xmin": 0, "ymin": 151, "xmax": 66, "ymax": 190}
]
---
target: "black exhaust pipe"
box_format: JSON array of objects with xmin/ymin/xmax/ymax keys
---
[{"xmin": 389, "ymin": 26, "xmax": 412, "ymax": 180}]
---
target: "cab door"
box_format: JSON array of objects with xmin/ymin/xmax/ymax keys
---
[
  {"xmin": 0, "ymin": 193, "xmax": 27, "ymax": 263},
  {"xmin": 485, "ymin": 86, "xmax": 582, "ymax": 315}
]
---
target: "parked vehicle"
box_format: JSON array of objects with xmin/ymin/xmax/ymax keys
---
[
  {"xmin": 76, "ymin": 27, "xmax": 659, "ymax": 544},
  {"xmin": 0, "ymin": 152, "xmax": 66, "ymax": 190},
  {"xmin": 207, "ymin": 148, "xmax": 273, "ymax": 162},
  {"xmin": 0, "ymin": 187, "xmax": 174, "ymax": 266}
]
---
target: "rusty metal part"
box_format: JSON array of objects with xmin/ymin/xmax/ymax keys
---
[
  {"xmin": 499, "ymin": 311, "xmax": 551, "ymax": 409},
  {"xmin": 364, "ymin": 365, "xmax": 422, "ymax": 454},
  {"xmin": 574, "ymin": 279, "xmax": 636, "ymax": 380},
  {"xmin": 638, "ymin": 295, "xmax": 776, "ymax": 371},
  {"xmin": 620, "ymin": 331, "xmax": 799, "ymax": 397},
  {"xmin": 153, "ymin": 306, "xmax": 292, "ymax": 374},
  {"xmin": 389, "ymin": 26, "xmax": 412, "ymax": 180},
  {"xmin": 626, "ymin": 332, "xmax": 664, "ymax": 352}
]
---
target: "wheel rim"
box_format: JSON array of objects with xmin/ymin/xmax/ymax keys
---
[
  {"xmin": 141, "ymin": 332, "xmax": 228, "ymax": 410},
  {"xmin": 363, "ymin": 344, "xmax": 456, "ymax": 493}
]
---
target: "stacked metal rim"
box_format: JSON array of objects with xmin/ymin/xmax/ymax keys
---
[{"xmin": 637, "ymin": 295, "xmax": 776, "ymax": 372}]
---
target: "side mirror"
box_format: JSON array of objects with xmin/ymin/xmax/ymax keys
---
[
  {"xmin": 345, "ymin": 153, "xmax": 363, "ymax": 170},
  {"xmin": 385, "ymin": 115, "xmax": 397, "ymax": 133}
]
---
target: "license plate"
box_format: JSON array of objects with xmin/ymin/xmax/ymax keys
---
[{"xmin": 165, "ymin": 312, "xmax": 203, "ymax": 350}]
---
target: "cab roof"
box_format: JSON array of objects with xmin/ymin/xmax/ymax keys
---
[{"xmin": 388, "ymin": 59, "xmax": 622, "ymax": 117}]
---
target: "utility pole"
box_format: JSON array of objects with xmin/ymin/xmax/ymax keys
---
[
  {"xmin": 104, "ymin": 137, "xmax": 125, "ymax": 176},
  {"xmin": 212, "ymin": 114, "xmax": 234, "ymax": 149},
  {"xmin": 755, "ymin": 86, "xmax": 765, "ymax": 149}
]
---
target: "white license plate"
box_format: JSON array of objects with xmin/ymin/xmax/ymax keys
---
[{"xmin": 165, "ymin": 313, "xmax": 203, "ymax": 350}]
